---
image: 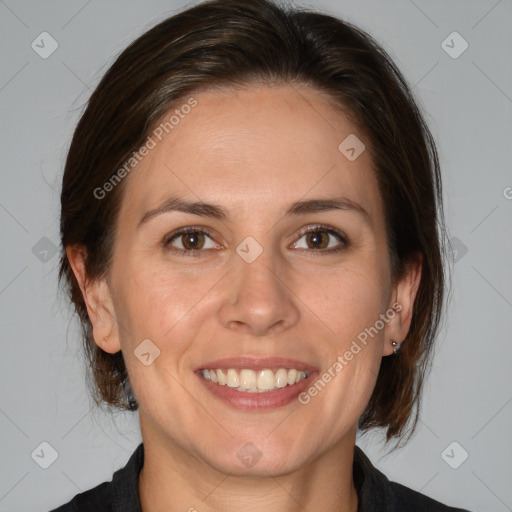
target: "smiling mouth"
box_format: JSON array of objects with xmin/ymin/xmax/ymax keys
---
[{"xmin": 199, "ymin": 368, "xmax": 309, "ymax": 392}]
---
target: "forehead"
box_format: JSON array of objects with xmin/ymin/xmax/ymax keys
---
[{"xmin": 119, "ymin": 84, "xmax": 383, "ymax": 226}]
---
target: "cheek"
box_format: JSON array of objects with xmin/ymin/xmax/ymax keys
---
[
  {"xmin": 113, "ymin": 257, "xmax": 218, "ymax": 349},
  {"xmin": 315, "ymin": 262, "xmax": 389, "ymax": 410},
  {"xmin": 112, "ymin": 262, "xmax": 203, "ymax": 412},
  {"xmin": 299, "ymin": 260, "xmax": 389, "ymax": 341}
]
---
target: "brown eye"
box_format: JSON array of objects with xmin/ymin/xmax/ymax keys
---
[
  {"xmin": 305, "ymin": 230, "xmax": 330, "ymax": 249},
  {"xmin": 164, "ymin": 227, "xmax": 220, "ymax": 256},
  {"xmin": 180, "ymin": 231, "xmax": 205, "ymax": 250},
  {"xmin": 292, "ymin": 225, "xmax": 348, "ymax": 253}
]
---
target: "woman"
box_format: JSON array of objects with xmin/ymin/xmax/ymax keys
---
[{"xmin": 52, "ymin": 0, "xmax": 470, "ymax": 510}]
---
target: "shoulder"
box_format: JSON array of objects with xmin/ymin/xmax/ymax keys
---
[
  {"xmin": 353, "ymin": 445, "xmax": 472, "ymax": 512},
  {"xmin": 48, "ymin": 480, "xmax": 111, "ymax": 511},
  {"xmin": 390, "ymin": 480, "xmax": 470, "ymax": 511},
  {"xmin": 48, "ymin": 443, "xmax": 144, "ymax": 512}
]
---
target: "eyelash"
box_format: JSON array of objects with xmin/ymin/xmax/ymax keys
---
[{"xmin": 163, "ymin": 224, "xmax": 348, "ymax": 257}]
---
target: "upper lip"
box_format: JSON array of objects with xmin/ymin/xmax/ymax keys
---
[{"xmin": 195, "ymin": 357, "xmax": 318, "ymax": 373}]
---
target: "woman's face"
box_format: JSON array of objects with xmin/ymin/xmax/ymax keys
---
[{"xmin": 83, "ymin": 84, "xmax": 420, "ymax": 476}]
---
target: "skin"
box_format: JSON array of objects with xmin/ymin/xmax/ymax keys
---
[{"xmin": 67, "ymin": 83, "xmax": 422, "ymax": 512}]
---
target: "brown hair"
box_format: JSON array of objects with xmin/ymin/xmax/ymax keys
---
[{"xmin": 59, "ymin": 0, "xmax": 450, "ymax": 443}]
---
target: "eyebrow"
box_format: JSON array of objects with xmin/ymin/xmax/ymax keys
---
[{"xmin": 137, "ymin": 196, "xmax": 371, "ymax": 228}]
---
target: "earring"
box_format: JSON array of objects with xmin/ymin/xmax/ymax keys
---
[
  {"xmin": 122, "ymin": 376, "xmax": 138, "ymax": 411},
  {"xmin": 391, "ymin": 340, "xmax": 401, "ymax": 354},
  {"xmin": 102, "ymin": 336, "xmax": 108, "ymax": 344}
]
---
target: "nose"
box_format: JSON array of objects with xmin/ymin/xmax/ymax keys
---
[{"xmin": 217, "ymin": 247, "xmax": 300, "ymax": 337}]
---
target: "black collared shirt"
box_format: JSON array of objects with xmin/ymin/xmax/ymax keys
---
[{"xmin": 49, "ymin": 443, "xmax": 471, "ymax": 511}]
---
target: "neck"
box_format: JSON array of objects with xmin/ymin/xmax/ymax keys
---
[{"xmin": 138, "ymin": 420, "xmax": 359, "ymax": 512}]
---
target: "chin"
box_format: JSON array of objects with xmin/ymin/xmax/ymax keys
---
[{"xmin": 196, "ymin": 431, "xmax": 315, "ymax": 477}]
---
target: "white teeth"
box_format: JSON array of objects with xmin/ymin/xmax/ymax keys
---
[
  {"xmin": 200, "ymin": 367, "xmax": 309, "ymax": 391},
  {"xmin": 226, "ymin": 369, "xmax": 240, "ymax": 388},
  {"xmin": 287, "ymin": 368, "xmax": 297, "ymax": 385},
  {"xmin": 239, "ymin": 369, "xmax": 257, "ymax": 390},
  {"xmin": 216, "ymin": 369, "xmax": 227, "ymax": 385},
  {"xmin": 257, "ymin": 369, "xmax": 275, "ymax": 391},
  {"xmin": 275, "ymin": 368, "xmax": 288, "ymax": 388}
]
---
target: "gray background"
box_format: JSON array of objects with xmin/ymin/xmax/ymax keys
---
[{"xmin": 0, "ymin": 0, "xmax": 511, "ymax": 511}]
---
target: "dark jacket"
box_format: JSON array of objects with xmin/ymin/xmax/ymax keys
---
[{"xmin": 49, "ymin": 443, "xmax": 471, "ymax": 511}]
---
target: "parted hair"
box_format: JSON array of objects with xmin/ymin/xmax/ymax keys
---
[{"xmin": 59, "ymin": 0, "xmax": 450, "ymax": 443}]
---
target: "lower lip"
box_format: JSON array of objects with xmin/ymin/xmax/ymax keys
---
[{"xmin": 196, "ymin": 371, "xmax": 318, "ymax": 411}]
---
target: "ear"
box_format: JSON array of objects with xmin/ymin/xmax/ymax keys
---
[
  {"xmin": 66, "ymin": 245, "xmax": 121, "ymax": 354},
  {"xmin": 382, "ymin": 252, "xmax": 423, "ymax": 356}
]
